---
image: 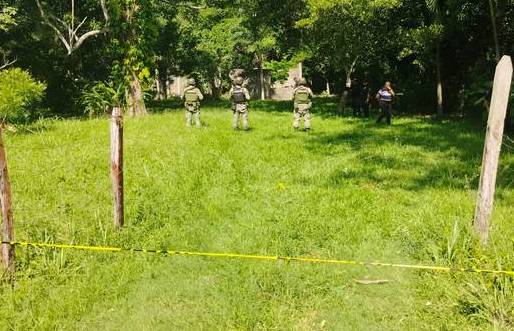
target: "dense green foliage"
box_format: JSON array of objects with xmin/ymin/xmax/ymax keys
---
[
  {"xmin": 1, "ymin": 0, "xmax": 512, "ymax": 120},
  {"xmin": 0, "ymin": 5, "xmax": 16, "ymax": 31},
  {"xmin": 0, "ymin": 103, "xmax": 513, "ymax": 329},
  {"xmin": 0, "ymin": 68, "xmax": 46, "ymax": 123},
  {"xmin": 82, "ymin": 81, "xmax": 125, "ymax": 117}
]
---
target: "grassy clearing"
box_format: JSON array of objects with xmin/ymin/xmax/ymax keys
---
[{"xmin": 1, "ymin": 99, "xmax": 513, "ymax": 330}]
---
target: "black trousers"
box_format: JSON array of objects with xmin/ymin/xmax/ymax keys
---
[
  {"xmin": 377, "ymin": 101, "xmax": 392, "ymax": 124},
  {"xmin": 362, "ymin": 102, "xmax": 370, "ymax": 117},
  {"xmin": 353, "ymin": 100, "xmax": 370, "ymax": 117}
]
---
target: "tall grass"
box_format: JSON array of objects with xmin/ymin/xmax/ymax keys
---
[{"xmin": 0, "ymin": 101, "xmax": 512, "ymax": 330}]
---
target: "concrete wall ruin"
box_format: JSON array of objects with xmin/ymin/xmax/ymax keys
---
[{"xmin": 159, "ymin": 63, "xmax": 303, "ymax": 101}]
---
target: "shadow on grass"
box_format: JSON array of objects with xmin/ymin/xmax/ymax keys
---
[
  {"xmin": 147, "ymin": 97, "xmax": 345, "ymax": 118},
  {"xmin": 250, "ymin": 97, "xmax": 342, "ymax": 116},
  {"xmin": 145, "ymin": 99, "xmax": 513, "ymax": 191},
  {"xmin": 148, "ymin": 98, "xmax": 235, "ymax": 113},
  {"xmin": 306, "ymin": 117, "xmax": 514, "ymax": 191},
  {"xmin": 146, "ymin": 98, "xmax": 184, "ymax": 113}
]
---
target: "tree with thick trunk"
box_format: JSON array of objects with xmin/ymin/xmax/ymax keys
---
[
  {"xmin": 127, "ymin": 71, "xmax": 147, "ymax": 117},
  {"xmin": 338, "ymin": 59, "xmax": 357, "ymax": 113},
  {"xmin": 118, "ymin": 0, "xmax": 153, "ymax": 117},
  {"xmin": 426, "ymin": 0, "xmax": 445, "ymax": 116}
]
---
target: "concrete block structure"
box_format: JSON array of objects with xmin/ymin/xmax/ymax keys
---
[{"xmin": 163, "ymin": 63, "xmax": 303, "ymax": 101}]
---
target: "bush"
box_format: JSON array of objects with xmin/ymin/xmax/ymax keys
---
[
  {"xmin": 82, "ymin": 81, "xmax": 125, "ymax": 117},
  {"xmin": 0, "ymin": 68, "xmax": 46, "ymax": 124}
]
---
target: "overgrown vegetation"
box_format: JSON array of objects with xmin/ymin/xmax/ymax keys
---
[
  {"xmin": 82, "ymin": 81, "xmax": 125, "ymax": 117},
  {"xmin": 0, "ymin": 68, "xmax": 46, "ymax": 124},
  {"xmin": 1, "ymin": 0, "xmax": 513, "ymax": 122},
  {"xmin": 0, "ymin": 103, "xmax": 513, "ymax": 329}
]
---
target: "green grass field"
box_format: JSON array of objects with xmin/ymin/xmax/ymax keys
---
[{"xmin": 1, "ymin": 100, "xmax": 513, "ymax": 330}]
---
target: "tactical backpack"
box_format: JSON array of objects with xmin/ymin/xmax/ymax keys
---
[
  {"xmin": 295, "ymin": 87, "xmax": 310, "ymax": 104},
  {"xmin": 184, "ymin": 88, "xmax": 199, "ymax": 103},
  {"xmin": 232, "ymin": 86, "xmax": 247, "ymax": 104}
]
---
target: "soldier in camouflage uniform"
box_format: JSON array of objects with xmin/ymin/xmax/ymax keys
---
[
  {"xmin": 182, "ymin": 78, "xmax": 204, "ymax": 128},
  {"xmin": 229, "ymin": 77, "xmax": 251, "ymax": 130},
  {"xmin": 293, "ymin": 78, "xmax": 314, "ymax": 131}
]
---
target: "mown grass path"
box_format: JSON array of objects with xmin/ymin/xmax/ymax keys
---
[{"xmin": 1, "ymin": 104, "xmax": 513, "ymax": 330}]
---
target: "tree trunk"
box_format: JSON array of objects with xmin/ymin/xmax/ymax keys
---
[
  {"xmin": 155, "ymin": 69, "xmax": 163, "ymax": 101},
  {"xmin": 489, "ymin": 0, "xmax": 500, "ymax": 62},
  {"xmin": 165, "ymin": 68, "xmax": 171, "ymax": 99},
  {"xmin": 128, "ymin": 71, "xmax": 147, "ymax": 117},
  {"xmin": 259, "ymin": 55, "xmax": 266, "ymax": 100},
  {"xmin": 436, "ymin": 41, "xmax": 444, "ymax": 117},
  {"xmin": 213, "ymin": 66, "xmax": 222, "ymax": 99},
  {"xmin": 338, "ymin": 59, "xmax": 358, "ymax": 113},
  {"xmin": 156, "ymin": 68, "xmax": 168, "ymax": 101},
  {"xmin": 338, "ymin": 73, "xmax": 352, "ymax": 113},
  {"xmin": 325, "ymin": 76, "xmax": 331, "ymax": 95}
]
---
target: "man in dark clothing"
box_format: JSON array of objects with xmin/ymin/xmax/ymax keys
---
[
  {"xmin": 360, "ymin": 80, "xmax": 372, "ymax": 117},
  {"xmin": 351, "ymin": 79, "xmax": 362, "ymax": 117},
  {"xmin": 352, "ymin": 79, "xmax": 372, "ymax": 117}
]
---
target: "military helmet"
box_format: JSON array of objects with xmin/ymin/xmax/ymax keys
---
[
  {"xmin": 298, "ymin": 77, "xmax": 308, "ymax": 86},
  {"xmin": 187, "ymin": 78, "xmax": 196, "ymax": 86},
  {"xmin": 234, "ymin": 76, "xmax": 244, "ymax": 86}
]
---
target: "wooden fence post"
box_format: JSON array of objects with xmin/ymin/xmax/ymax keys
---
[
  {"xmin": 474, "ymin": 55, "xmax": 513, "ymax": 245},
  {"xmin": 111, "ymin": 107, "xmax": 124, "ymax": 229},
  {"xmin": 0, "ymin": 128, "xmax": 14, "ymax": 273}
]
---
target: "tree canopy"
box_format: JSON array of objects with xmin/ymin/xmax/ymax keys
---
[{"xmin": 0, "ymin": 0, "xmax": 512, "ymax": 120}]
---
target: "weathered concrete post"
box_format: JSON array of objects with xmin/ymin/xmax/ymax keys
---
[{"xmin": 474, "ymin": 55, "xmax": 513, "ymax": 245}]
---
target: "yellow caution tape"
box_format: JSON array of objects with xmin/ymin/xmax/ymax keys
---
[{"xmin": 4, "ymin": 241, "xmax": 514, "ymax": 276}]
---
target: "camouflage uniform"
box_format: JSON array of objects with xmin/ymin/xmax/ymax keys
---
[
  {"xmin": 293, "ymin": 78, "xmax": 314, "ymax": 130},
  {"xmin": 182, "ymin": 79, "xmax": 204, "ymax": 128},
  {"xmin": 230, "ymin": 78, "xmax": 251, "ymax": 130}
]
